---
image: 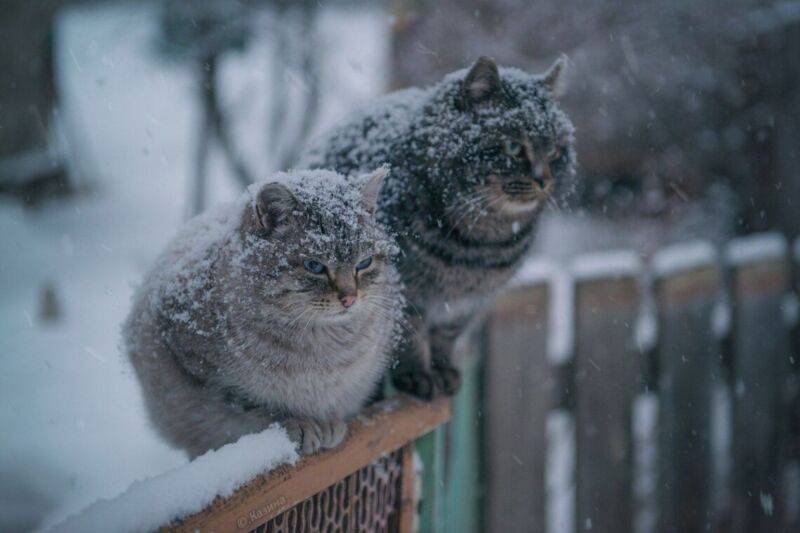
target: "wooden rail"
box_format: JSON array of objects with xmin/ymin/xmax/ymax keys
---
[{"xmin": 167, "ymin": 396, "xmax": 450, "ymax": 533}]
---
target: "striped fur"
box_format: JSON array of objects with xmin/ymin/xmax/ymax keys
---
[{"xmin": 301, "ymin": 57, "xmax": 575, "ymax": 398}]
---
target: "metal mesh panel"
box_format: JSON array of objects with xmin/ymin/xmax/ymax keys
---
[{"xmin": 250, "ymin": 448, "xmax": 405, "ymax": 533}]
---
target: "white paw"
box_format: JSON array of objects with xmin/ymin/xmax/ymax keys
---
[
  {"xmin": 283, "ymin": 419, "xmax": 347, "ymax": 455},
  {"xmin": 318, "ymin": 419, "xmax": 348, "ymax": 450}
]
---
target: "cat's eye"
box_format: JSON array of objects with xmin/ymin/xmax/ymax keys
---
[
  {"xmin": 548, "ymin": 146, "xmax": 564, "ymax": 161},
  {"xmin": 355, "ymin": 256, "xmax": 373, "ymax": 272},
  {"xmin": 303, "ymin": 259, "xmax": 326, "ymax": 275},
  {"xmin": 503, "ymin": 140, "xmax": 523, "ymax": 158}
]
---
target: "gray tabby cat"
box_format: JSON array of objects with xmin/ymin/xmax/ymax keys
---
[
  {"xmin": 124, "ymin": 168, "xmax": 402, "ymax": 458},
  {"xmin": 301, "ymin": 57, "xmax": 575, "ymax": 399}
]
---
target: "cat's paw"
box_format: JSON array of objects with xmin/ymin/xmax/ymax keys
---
[
  {"xmin": 392, "ymin": 369, "xmax": 437, "ymax": 400},
  {"xmin": 392, "ymin": 365, "xmax": 461, "ymax": 400},
  {"xmin": 283, "ymin": 419, "xmax": 324, "ymax": 455},
  {"xmin": 282, "ymin": 418, "xmax": 348, "ymax": 455},
  {"xmin": 318, "ymin": 419, "xmax": 348, "ymax": 450},
  {"xmin": 432, "ymin": 363, "xmax": 461, "ymax": 396}
]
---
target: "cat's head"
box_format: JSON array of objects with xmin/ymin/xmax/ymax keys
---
[
  {"xmin": 236, "ymin": 168, "xmax": 399, "ymax": 325},
  {"xmin": 423, "ymin": 56, "xmax": 575, "ymax": 220}
]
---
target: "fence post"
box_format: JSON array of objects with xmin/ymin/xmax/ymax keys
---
[
  {"xmin": 444, "ymin": 328, "xmax": 485, "ymax": 533},
  {"xmin": 789, "ymin": 237, "xmax": 800, "ymax": 530},
  {"xmin": 572, "ymin": 251, "xmax": 641, "ymax": 533},
  {"xmin": 417, "ymin": 424, "xmax": 447, "ymax": 533},
  {"xmin": 652, "ymin": 241, "xmax": 720, "ymax": 533},
  {"xmin": 483, "ymin": 275, "xmax": 551, "ymax": 533},
  {"xmin": 726, "ymin": 233, "xmax": 792, "ymax": 533}
]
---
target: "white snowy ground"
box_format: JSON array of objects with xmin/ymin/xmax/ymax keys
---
[{"xmin": 0, "ymin": 4, "xmax": 388, "ymax": 531}]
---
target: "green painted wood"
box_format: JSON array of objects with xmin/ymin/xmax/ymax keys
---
[
  {"xmin": 417, "ymin": 423, "xmax": 447, "ymax": 533},
  {"xmin": 444, "ymin": 333, "xmax": 484, "ymax": 533}
]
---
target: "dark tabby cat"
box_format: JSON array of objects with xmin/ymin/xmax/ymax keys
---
[{"xmin": 301, "ymin": 57, "xmax": 576, "ymax": 399}]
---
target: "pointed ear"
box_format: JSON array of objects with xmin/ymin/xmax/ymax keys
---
[
  {"xmin": 251, "ymin": 182, "xmax": 298, "ymax": 234},
  {"xmin": 541, "ymin": 54, "xmax": 569, "ymax": 97},
  {"xmin": 462, "ymin": 56, "xmax": 502, "ymax": 106},
  {"xmin": 360, "ymin": 166, "xmax": 388, "ymax": 214}
]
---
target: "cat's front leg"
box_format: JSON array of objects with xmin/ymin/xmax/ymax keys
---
[
  {"xmin": 391, "ymin": 312, "xmax": 464, "ymax": 399},
  {"xmin": 391, "ymin": 312, "xmax": 440, "ymax": 400},
  {"xmin": 428, "ymin": 322, "xmax": 464, "ymax": 396},
  {"xmin": 283, "ymin": 418, "xmax": 348, "ymax": 455}
]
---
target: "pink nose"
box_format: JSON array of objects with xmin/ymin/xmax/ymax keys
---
[{"xmin": 340, "ymin": 295, "xmax": 357, "ymax": 308}]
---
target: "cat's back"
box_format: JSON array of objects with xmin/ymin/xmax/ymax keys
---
[
  {"xmin": 301, "ymin": 86, "xmax": 429, "ymax": 175},
  {"xmin": 125, "ymin": 198, "xmax": 245, "ymax": 351}
]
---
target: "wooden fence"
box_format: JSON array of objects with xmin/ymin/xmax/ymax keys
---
[
  {"xmin": 71, "ymin": 233, "xmax": 799, "ymax": 532},
  {"xmin": 476, "ymin": 233, "xmax": 800, "ymax": 533}
]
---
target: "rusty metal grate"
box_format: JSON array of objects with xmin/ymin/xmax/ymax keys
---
[
  {"xmin": 250, "ymin": 449, "xmax": 404, "ymax": 533},
  {"xmin": 167, "ymin": 398, "xmax": 450, "ymax": 533}
]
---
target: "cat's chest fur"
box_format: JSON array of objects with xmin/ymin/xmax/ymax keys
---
[
  {"xmin": 223, "ymin": 321, "xmax": 387, "ymax": 419},
  {"xmin": 399, "ymin": 232, "xmax": 521, "ymax": 324}
]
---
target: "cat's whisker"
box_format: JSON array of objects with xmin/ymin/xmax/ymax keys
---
[
  {"xmin": 546, "ymin": 195, "xmax": 562, "ymax": 212},
  {"xmin": 463, "ymin": 193, "xmax": 505, "ymax": 235},
  {"xmin": 445, "ymin": 193, "xmax": 494, "ymax": 239},
  {"xmin": 285, "ymin": 308, "xmax": 312, "ymax": 330}
]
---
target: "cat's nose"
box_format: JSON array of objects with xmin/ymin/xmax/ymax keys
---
[
  {"xmin": 340, "ymin": 295, "xmax": 357, "ymax": 308},
  {"xmin": 532, "ymin": 163, "xmax": 553, "ymax": 190}
]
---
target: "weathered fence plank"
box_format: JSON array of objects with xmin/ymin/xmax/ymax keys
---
[
  {"xmin": 726, "ymin": 234, "xmax": 792, "ymax": 533},
  {"xmin": 572, "ymin": 253, "xmax": 641, "ymax": 533},
  {"xmin": 788, "ymin": 237, "xmax": 800, "ymax": 531},
  {"xmin": 652, "ymin": 243, "xmax": 720, "ymax": 533},
  {"xmin": 484, "ymin": 282, "xmax": 551, "ymax": 533}
]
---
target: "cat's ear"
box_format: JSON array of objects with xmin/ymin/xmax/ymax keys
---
[
  {"xmin": 462, "ymin": 56, "xmax": 502, "ymax": 106},
  {"xmin": 251, "ymin": 182, "xmax": 298, "ymax": 234},
  {"xmin": 540, "ymin": 54, "xmax": 569, "ymax": 97},
  {"xmin": 360, "ymin": 166, "xmax": 388, "ymax": 214}
]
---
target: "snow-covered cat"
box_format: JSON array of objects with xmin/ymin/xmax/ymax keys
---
[
  {"xmin": 301, "ymin": 57, "xmax": 576, "ymax": 398},
  {"xmin": 124, "ymin": 168, "xmax": 403, "ymax": 457}
]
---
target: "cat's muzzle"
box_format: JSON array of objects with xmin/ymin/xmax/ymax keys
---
[{"xmin": 502, "ymin": 178, "xmax": 553, "ymax": 200}]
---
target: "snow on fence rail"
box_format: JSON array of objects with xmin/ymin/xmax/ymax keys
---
[{"xmin": 53, "ymin": 396, "xmax": 450, "ymax": 533}]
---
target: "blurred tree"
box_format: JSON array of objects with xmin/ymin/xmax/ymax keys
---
[
  {"xmin": 0, "ymin": 0, "xmax": 69, "ymax": 204},
  {"xmin": 157, "ymin": 0, "xmax": 322, "ymax": 216},
  {"xmin": 390, "ymin": 0, "xmax": 800, "ymax": 237}
]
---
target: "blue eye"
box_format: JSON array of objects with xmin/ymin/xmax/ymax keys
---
[
  {"xmin": 303, "ymin": 259, "xmax": 326, "ymax": 274},
  {"xmin": 355, "ymin": 257, "xmax": 373, "ymax": 271}
]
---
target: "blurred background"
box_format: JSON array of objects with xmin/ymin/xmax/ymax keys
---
[{"xmin": 0, "ymin": 0, "xmax": 798, "ymax": 531}]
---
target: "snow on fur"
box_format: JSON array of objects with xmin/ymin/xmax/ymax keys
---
[
  {"xmin": 140, "ymin": 169, "xmax": 399, "ymax": 336},
  {"xmin": 48, "ymin": 426, "xmax": 298, "ymax": 533},
  {"xmin": 301, "ymin": 63, "xmax": 577, "ymax": 209}
]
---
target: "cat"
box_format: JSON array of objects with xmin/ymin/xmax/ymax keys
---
[
  {"xmin": 123, "ymin": 168, "xmax": 403, "ymax": 458},
  {"xmin": 301, "ymin": 56, "xmax": 576, "ymax": 399}
]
